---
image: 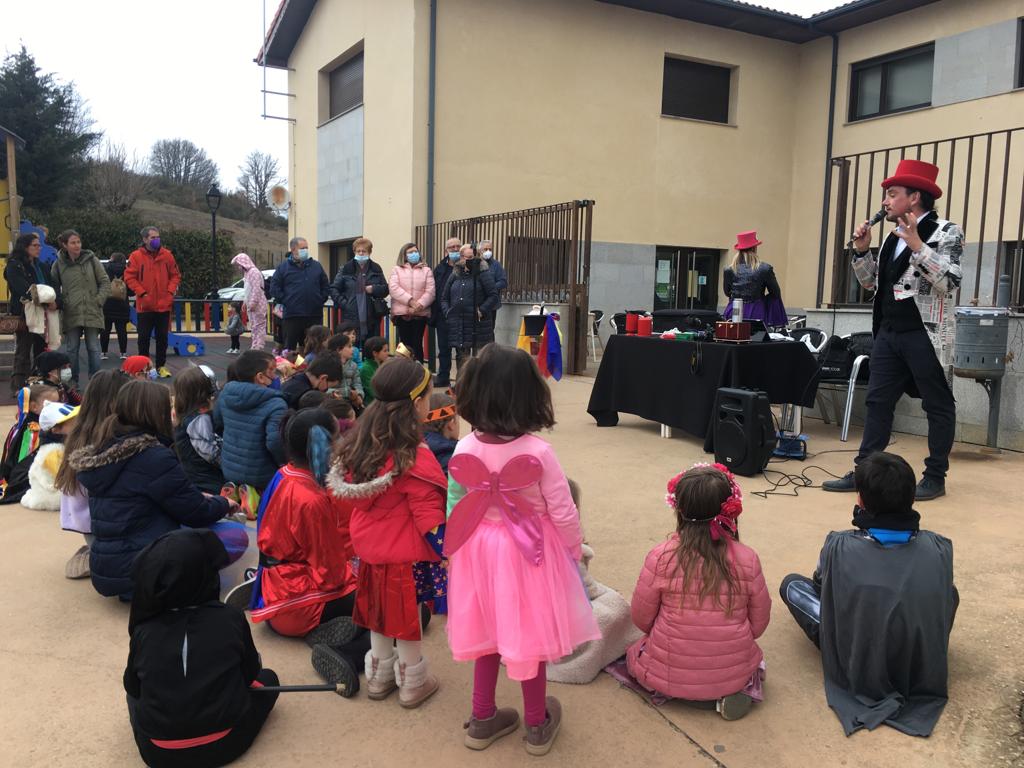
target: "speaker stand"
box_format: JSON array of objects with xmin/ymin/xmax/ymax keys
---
[{"xmin": 660, "ymin": 424, "xmax": 673, "ymax": 439}]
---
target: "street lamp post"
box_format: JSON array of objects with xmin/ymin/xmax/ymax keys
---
[{"xmin": 205, "ymin": 183, "xmax": 222, "ymax": 300}]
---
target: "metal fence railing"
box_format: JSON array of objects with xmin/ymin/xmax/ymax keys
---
[
  {"xmin": 414, "ymin": 200, "xmax": 595, "ymax": 374},
  {"xmin": 823, "ymin": 127, "xmax": 1024, "ymax": 310}
]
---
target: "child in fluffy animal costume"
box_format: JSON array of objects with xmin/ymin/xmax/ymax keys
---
[{"xmin": 21, "ymin": 401, "xmax": 79, "ymax": 510}]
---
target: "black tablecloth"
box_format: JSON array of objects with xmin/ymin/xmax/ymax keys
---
[{"xmin": 586, "ymin": 334, "xmax": 820, "ymax": 446}]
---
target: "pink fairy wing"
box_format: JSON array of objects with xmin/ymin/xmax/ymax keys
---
[
  {"xmin": 443, "ymin": 454, "xmax": 494, "ymax": 557},
  {"xmin": 496, "ymin": 455, "xmax": 543, "ymax": 491}
]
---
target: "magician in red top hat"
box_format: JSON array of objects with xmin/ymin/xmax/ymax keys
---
[
  {"xmin": 721, "ymin": 229, "xmax": 787, "ymax": 326},
  {"xmin": 823, "ymin": 157, "xmax": 964, "ymax": 502}
]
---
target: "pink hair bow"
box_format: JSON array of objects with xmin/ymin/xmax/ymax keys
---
[{"xmin": 444, "ymin": 453, "xmax": 544, "ymax": 566}]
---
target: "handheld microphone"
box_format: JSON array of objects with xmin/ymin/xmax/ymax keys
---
[{"xmin": 846, "ymin": 208, "xmax": 886, "ymax": 250}]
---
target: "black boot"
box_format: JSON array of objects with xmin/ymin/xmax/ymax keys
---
[
  {"xmin": 915, "ymin": 476, "xmax": 946, "ymax": 501},
  {"xmin": 311, "ymin": 645, "xmax": 360, "ymax": 698}
]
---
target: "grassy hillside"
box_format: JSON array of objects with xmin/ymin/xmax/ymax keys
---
[{"xmin": 133, "ymin": 199, "xmax": 288, "ymax": 261}]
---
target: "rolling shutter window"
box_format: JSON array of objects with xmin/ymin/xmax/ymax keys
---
[{"xmin": 329, "ymin": 52, "xmax": 364, "ymax": 119}]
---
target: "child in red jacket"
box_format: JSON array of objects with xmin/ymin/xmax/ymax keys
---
[
  {"xmin": 626, "ymin": 463, "xmax": 771, "ymax": 721},
  {"xmin": 328, "ymin": 357, "xmax": 446, "ymax": 709}
]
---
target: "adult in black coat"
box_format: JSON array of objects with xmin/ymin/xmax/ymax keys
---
[
  {"xmin": 69, "ymin": 381, "xmax": 235, "ymax": 598},
  {"xmin": 429, "ymin": 237, "xmax": 462, "ymax": 387},
  {"xmin": 440, "ymin": 244, "xmax": 500, "ymax": 374},
  {"xmin": 328, "ymin": 237, "xmax": 389, "ymax": 345},
  {"xmin": 102, "ymin": 252, "xmax": 132, "ymax": 359},
  {"xmin": 4, "ymin": 232, "xmax": 55, "ymax": 395}
]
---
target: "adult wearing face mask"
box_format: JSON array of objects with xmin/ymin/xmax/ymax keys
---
[
  {"xmin": 126, "ymin": 227, "xmax": 180, "ymax": 379},
  {"xmin": 430, "ymin": 237, "xmax": 461, "ymax": 387},
  {"xmin": 329, "ymin": 237, "xmax": 389, "ymax": 346},
  {"xmin": 440, "ymin": 244, "xmax": 500, "ymax": 375},
  {"xmin": 270, "ymin": 237, "xmax": 330, "ymax": 352},
  {"xmin": 477, "ymin": 239, "xmax": 507, "ymax": 330},
  {"xmin": 51, "ymin": 229, "xmax": 110, "ymax": 388},
  {"xmin": 388, "ymin": 242, "xmax": 435, "ymax": 363}
]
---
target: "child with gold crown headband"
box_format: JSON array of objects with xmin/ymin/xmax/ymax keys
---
[{"xmin": 626, "ymin": 462, "xmax": 771, "ymax": 721}]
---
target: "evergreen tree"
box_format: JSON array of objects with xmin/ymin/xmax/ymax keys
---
[{"xmin": 0, "ymin": 46, "xmax": 101, "ymax": 211}]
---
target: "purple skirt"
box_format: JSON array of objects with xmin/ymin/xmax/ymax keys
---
[{"xmin": 722, "ymin": 297, "xmax": 788, "ymax": 327}]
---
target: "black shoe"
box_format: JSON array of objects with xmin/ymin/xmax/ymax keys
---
[
  {"xmin": 915, "ymin": 476, "xmax": 946, "ymax": 501},
  {"xmin": 310, "ymin": 644, "xmax": 360, "ymax": 698},
  {"xmin": 420, "ymin": 602, "xmax": 432, "ymax": 633},
  {"xmin": 822, "ymin": 471, "xmax": 855, "ymax": 492},
  {"xmin": 305, "ymin": 616, "xmax": 360, "ymax": 648}
]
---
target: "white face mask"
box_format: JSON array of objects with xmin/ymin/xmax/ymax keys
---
[
  {"xmin": 482, "ymin": 250, "xmax": 493, "ymax": 260},
  {"xmin": 59, "ymin": 368, "xmax": 73, "ymax": 384}
]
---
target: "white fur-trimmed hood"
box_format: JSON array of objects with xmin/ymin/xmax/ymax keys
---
[{"xmin": 326, "ymin": 462, "xmax": 395, "ymax": 500}]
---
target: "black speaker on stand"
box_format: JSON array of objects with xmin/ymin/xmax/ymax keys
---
[{"xmin": 713, "ymin": 388, "xmax": 777, "ymax": 477}]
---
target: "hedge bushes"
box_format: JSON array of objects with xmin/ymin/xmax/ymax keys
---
[{"xmin": 25, "ymin": 206, "xmax": 237, "ymax": 298}]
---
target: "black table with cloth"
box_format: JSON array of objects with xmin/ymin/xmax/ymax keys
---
[{"xmin": 587, "ymin": 334, "xmax": 820, "ymax": 451}]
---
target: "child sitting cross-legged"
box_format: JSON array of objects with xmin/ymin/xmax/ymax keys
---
[
  {"xmin": 627, "ymin": 463, "xmax": 771, "ymax": 721},
  {"xmin": 0, "ymin": 383, "xmax": 59, "ymax": 504},
  {"xmin": 779, "ymin": 451, "xmax": 958, "ymax": 737},
  {"xmin": 125, "ymin": 529, "xmax": 279, "ymax": 768}
]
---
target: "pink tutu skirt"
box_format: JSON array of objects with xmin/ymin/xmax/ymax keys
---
[{"xmin": 446, "ymin": 517, "xmax": 601, "ymax": 681}]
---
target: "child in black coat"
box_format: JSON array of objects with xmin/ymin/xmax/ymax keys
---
[{"xmin": 125, "ymin": 528, "xmax": 278, "ymax": 768}]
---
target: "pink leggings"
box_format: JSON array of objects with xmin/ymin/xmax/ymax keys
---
[{"xmin": 472, "ymin": 654, "xmax": 547, "ymax": 727}]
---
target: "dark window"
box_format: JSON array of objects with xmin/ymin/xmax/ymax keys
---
[
  {"xmin": 850, "ymin": 45, "xmax": 934, "ymax": 121},
  {"xmin": 662, "ymin": 57, "xmax": 731, "ymax": 124},
  {"xmin": 329, "ymin": 52, "xmax": 363, "ymax": 119},
  {"xmin": 1003, "ymin": 240, "xmax": 1024, "ymax": 311},
  {"xmin": 831, "ymin": 247, "xmax": 878, "ymax": 306},
  {"xmin": 1018, "ymin": 18, "xmax": 1024, "ymax": 89}
]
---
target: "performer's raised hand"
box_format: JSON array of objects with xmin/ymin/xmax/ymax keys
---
[
  {"xmin": 895, "ymin": 212, "xmax": 924, "ymax": 252},
  {"xmin": 852, "ymin": 219, "xmax": 873, "ymax": 252}
]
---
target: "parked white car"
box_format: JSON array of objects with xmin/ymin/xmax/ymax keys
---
[{"xmin": 217, "ymin": 269, "xmax": 276, "ymax": 302}]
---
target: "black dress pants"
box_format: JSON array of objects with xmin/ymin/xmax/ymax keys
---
[
  {"xmin": 130, "ymin": 668, "xmax": 279, "ymax": 768},
  {"xmin": 282, "ymin": 315, "xmax": 320, "ymax": 352},
  {"xmin": 394, "ymin": 316, "xmax": 428, "ymax": 362},
  {"xmin": 11, "ymin": 330, "xmax": 45, "ymax": 394},
  {"xmin": 855, "ymin": 327, "xmax": 956, "ymax": 480},
  {"xmin": 136, "ymin": 312, "xmax": 170, "ymax": 367}
]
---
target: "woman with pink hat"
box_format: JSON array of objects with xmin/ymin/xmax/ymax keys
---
[{"xmin": 722, "ymin": 231, "xmax": 787, "ymax": 326}]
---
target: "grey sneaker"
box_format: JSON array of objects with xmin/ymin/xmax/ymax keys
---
[
  {"xmin": 716, "ymin": 692, "xmax": 754, "ymax": 721},
  {"xmin": 224, "ymin": 573, "xmax": 256, "ymax": 612},
  {"xmin": 822, "ymin": 471, "xmax": 855, "ymax": 492},
  {"xmin": 64, "ymin": 545, "xmax": 90, "ymax": 579},
  {"xmin": 524, "ymin": 696, "xmax": 562, "ymax": 756},
  {"xmin": 464, "ymin": 708, "xmax": 520, "ymax": 750},
  {"xmin": 915, "ymin": 476, "xmax": 946, "ymax": 501}
]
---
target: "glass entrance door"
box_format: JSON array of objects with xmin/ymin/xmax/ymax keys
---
[{"xmin": 654, "ymin": 247, "xmax": 721, "ymax": 311}]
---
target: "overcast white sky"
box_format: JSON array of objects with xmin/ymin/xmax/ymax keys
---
[{"xmin": 3, "ymin": 0, "xmax": 838, "ymax": 192}]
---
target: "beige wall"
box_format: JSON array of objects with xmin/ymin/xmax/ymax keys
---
[
  {"xmin": 286, "ymin": 0, "xmax": 1023, "ymax": 305},
  {"xmin": 288, "ymin": 0, "xmax": 424, "ymax": 270},
  {"xmin": 786, "ymin": 0, "xmax": 1024, "ymax": 308},
  {"xmin": 431, "ymin": 0, "xmax": 803, "ymax": 289}
]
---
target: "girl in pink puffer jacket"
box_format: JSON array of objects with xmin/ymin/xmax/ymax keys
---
[{"xmin": 626, "ymin": 463, "xmax": 771, "ymax": 720}]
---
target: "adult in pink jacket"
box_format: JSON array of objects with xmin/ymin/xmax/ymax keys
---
[
  {"xmin": 387, "ymin": 242, "xmax": 435, "ymax": 363},
  {"xmin": 626, "ymin": 464, "xmax": 771, "ymax": 719},
  {"xmin": 231, "ymin": 253, "xmax": 268, "ymax": 350}
]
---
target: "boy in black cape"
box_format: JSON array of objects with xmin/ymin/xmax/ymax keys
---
[
  {"xmin": 780, "ymin": 451, "xmax": 957, "ymax": 737},
  {"xmin": 125, "ymin": 529, "xmax": 279, "ymax": 768}
]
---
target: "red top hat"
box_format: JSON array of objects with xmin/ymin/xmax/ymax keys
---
[
  {"xmin": 734, "ymin": 231, "xmax": 762, "ymax": 251},
  {"xmin": 881, "ymin": 159, "xmax": 943, "ymax": 199}
]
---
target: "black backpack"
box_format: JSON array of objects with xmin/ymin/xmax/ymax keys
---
[{"xmin": 819, "ymin": 332, "xmax": 873, "ymax": 382}]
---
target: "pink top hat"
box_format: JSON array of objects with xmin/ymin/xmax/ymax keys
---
[
  {"xmin": 881, "ymin": 159, "xmax": 943, "ymax": 199},
  {"xmin": 734, "ymin": 231, "xmax": 762, "ymax": 251}
]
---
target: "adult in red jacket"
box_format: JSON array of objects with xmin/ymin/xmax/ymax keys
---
[{"xmin": 125, "ymin": 226, "xmax": 180, "ymax": 378}]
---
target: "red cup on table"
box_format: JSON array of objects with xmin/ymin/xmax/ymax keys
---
[
  {"xmin": 625, "ymin": 312, "xmax": 639, "ymax": 334},
  {"xmin": 637, "ymin": 315, "xmax": 653, "ymax": 336}
]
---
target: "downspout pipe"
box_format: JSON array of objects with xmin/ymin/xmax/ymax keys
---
[
  {"xmin": 426, "ymin": 0, "xmax": 437, "ymax": 258},
  {"xmin": 814, "ymin": 28, "xmax": 840, "ymax": 308}
]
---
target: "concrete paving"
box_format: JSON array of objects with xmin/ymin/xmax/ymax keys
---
[{"xmin": 1, "ymin": 373, "xmax": 1021, "ymax": 767}]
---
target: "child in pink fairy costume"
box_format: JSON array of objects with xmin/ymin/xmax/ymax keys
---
[{"xmin": 444, "ymin": 345, "xmax": 599, "ymax": 756}]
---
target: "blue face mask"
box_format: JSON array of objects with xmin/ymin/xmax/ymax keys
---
[
  {"xmin": 354, "ymin": 254, "xmax": 369, "ymax": 263},
  {"xmin": 406, "ymin": 252, "xmax": 420, "ymax": 264},
  {"xmin": 269, "ymin": 376, "xmax": 282, "ymax": 391},
  {"xmin": 295, "ymin": 248, "xmax": 310, "ymax": 261},
  {"xmin": 448, "ymin": 252, "xmax": 460, "ymax": 262}
]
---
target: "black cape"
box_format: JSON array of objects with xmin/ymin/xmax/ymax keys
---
[{"xmin": 818, "ymin": 529, "xmax": 956, "ymax": 737}]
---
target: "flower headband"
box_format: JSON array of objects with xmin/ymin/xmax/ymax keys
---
[{"xmin": 665, "ymin": 462, "xmax": 743, "ymax": 542}]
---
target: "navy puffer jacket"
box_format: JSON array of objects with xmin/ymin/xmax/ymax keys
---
[
  {"xmin": 440, "ymin": 262, "xmax": 499, "ymax": 348},
  {"xmin": 70, "ymin": 433, "xmax": 230, "ymax": 598},
  {"xmin": 213, "ymin": 381, "xmax": 287, "ymax": 489},
  {"xmin": 268, "ymin": 258, "xmax": 329, "ymax": 318}
]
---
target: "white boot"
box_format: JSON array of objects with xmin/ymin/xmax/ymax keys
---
[
  {"xmin": 394, "ymin": 656, "xmax": 440, "ymax": 709},
  {"xmin": 364, "ymin": 650, "xmax": 398, "ymax": 700}
]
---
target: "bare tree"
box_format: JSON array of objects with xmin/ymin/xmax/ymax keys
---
[
  {"xmin": 149, "ymin": 138, "xmax": 219, "ymax": 188},
  {"xmin": 86, "ymin": 141, "xmax": 151, "ymax": 212},
  {"xmin": 237, "ymin": 150, "xmax": 284, "ymax": 214}
]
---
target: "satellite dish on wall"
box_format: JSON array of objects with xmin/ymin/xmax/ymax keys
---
[{"xmin": 267, "ymin": 185, "xmax": 291, "ymax": 211}]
